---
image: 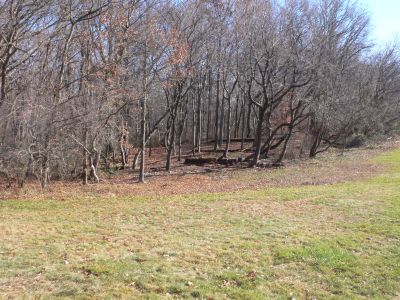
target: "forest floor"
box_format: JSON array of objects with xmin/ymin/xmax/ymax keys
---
[{"xmin": 0, "ymin": 140, "xmax": 400, "ymax": 299}]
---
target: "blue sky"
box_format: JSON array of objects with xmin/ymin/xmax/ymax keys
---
[{"xmin": 361, "ymin": 0, "xmax": 400, "ymax": 46}]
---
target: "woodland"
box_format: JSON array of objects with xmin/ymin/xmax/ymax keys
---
[{"xmin": 0, "ymin": 0, "xmax": 399, "ymax": 188}]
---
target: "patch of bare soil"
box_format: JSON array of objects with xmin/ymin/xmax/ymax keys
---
[{"xmin": 0, "ymin": 140, "xmax": 398, "ymax": 200}]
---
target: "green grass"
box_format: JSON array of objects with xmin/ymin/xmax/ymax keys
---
[{"xmin": 0, "ymin": 149, "xmax": 400, "ymax": 299}]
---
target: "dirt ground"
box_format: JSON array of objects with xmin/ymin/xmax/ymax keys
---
[{"xmin": 1, "ymin": 138, "xmax": 398, "ymax": 200}]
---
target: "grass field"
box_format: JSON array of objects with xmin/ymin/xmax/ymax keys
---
[{"xmin": 0, "ymin": 147, "xmax": 399, "ymax": 299}]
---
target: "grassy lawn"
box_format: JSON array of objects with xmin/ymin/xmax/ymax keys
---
[{"xmin": 0, "ymin": 148, "xmax": 399, "ymax": 299}]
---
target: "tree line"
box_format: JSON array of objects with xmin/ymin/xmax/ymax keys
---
[{"xmin": 0, "ymin": 0, "xmax": 399, "ymax": 187}]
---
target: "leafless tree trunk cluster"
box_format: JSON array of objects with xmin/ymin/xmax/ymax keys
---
[{"xmin": 1, "ymin": 0, "xmax": 399, "ymax": 187}]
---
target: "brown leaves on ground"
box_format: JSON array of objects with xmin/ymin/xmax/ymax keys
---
[{"xmin": 0, "ymin": 141, "xmax": 396, "ymax": 201}]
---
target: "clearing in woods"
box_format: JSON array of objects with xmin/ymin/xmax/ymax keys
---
[{"xmin": 0, "ymin": 144, "xmax": 400, "ymax": 299}]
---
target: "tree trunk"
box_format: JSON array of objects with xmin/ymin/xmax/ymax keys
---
[
  {"xmin": 196, "ymin": 86, "xmax": 202, "ymax": 153},
  {"xmin": 89, "ymin": 152, "xmax": 100, "ymax": 183},
  {"xmin": 275, "ymin": 127, "xmax": 292, "ymax": 164},
  {"xmin": 207, "ymin": 69, "xmax": 212, "ymax": 143},
  {"xmin": 309, "ymin": 132, "xmax": 322, "ymax": 158},
  {"xmin": 240, "ymin": 93, "xmax": 246, "ymax": 150},
  {"xmin": 82, "ymin": 130, "xmax": 88, "ymax": 185},
  {"xmin": 219, "ymin": 96, "xmax": 225, "ymax": 147},
  {"xmin": 246, "ymin": 95, "xmax": 252, "ymax": 138},
  {"xmin": 178, "ymin": 133, "xmax": 182, "ymax": 161},
  {"xmin": 223, "ymin": 96, "xmax": 232, "ymax": 158},
  {"xmin": 252, "ymin": 109, "xmax": 265, "ymax": 166},
  {"xmin": 120, "ymin": 120, "xmax": 129, "ymax": 168},
  {"xmin": 139, "ymin": 104, "xmax": 146, "ymax": 181},
  {"xmin": 234, "ymin": 94, "xmax": 240, "ymax": 138},
  {"xmin": 191, "ymin": 94, "xmax": 196, "ymax": 156},
  {"xmin": 139, "ymin": 51, "xmax": 148, "ymax": 182},
  {"xmin": 214, "ymin": 70, "xmax": 220, "ymax": 150},
  {"xmin": 40, "ymin": 152, "xmax": 50, "ymax": 189},
  {"xmin": 166, "ymin": 118, "xmax": 176, "ymax": 172},
  {"xmin": 132, "ymin": 150, "xmax": 140, "ymax": 170}
]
